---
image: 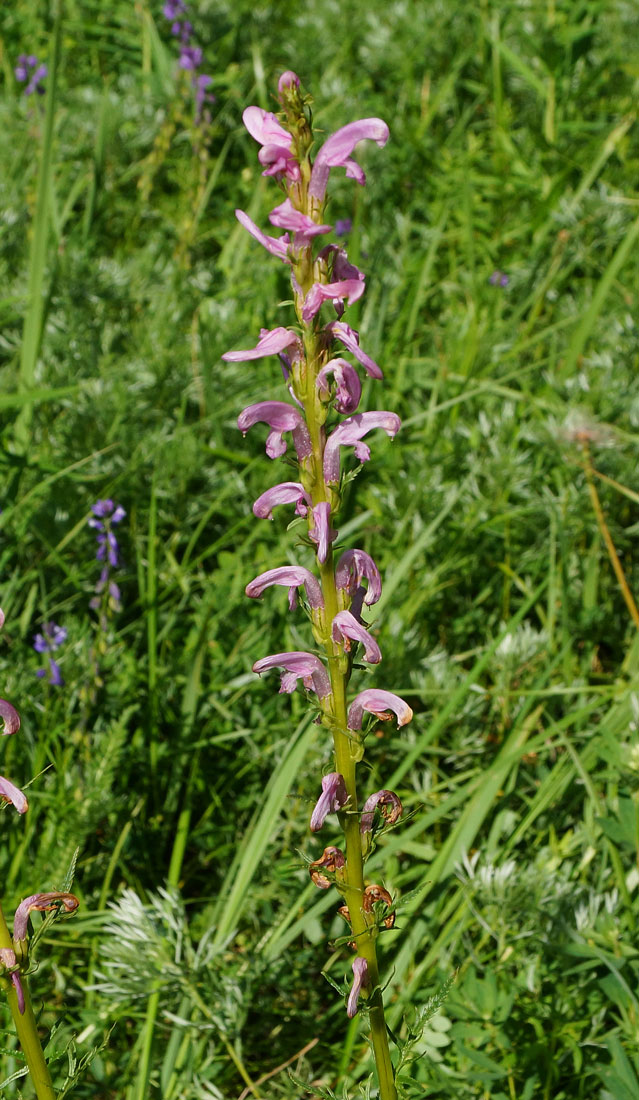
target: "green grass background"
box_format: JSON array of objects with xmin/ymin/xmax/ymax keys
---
[{"xmin": 1, "ymin": 0, "xmax": 639, "ymax": 1096}]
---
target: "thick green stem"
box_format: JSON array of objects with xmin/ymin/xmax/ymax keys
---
[{"xmin": 0, "ymin": 902, "xmax": 57, "ymax": 1100}]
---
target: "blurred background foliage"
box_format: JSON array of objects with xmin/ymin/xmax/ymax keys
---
[{"xmin": 1, "ymin": 0, "xmax": 639, "ymax": 1096}]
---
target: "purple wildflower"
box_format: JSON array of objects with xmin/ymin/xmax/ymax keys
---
[
  {"xmin": 88, "ymin": 500, "xmax": 125, "ymax": 615},
  {"xmin": 179, "ymin": 44, "xmax": 202, "ymax": 70},
  {"xmin": 317, "ymin": 359, "xmax": 362, "ymax": 415},
  {"xmin": 15, "ymin": 54, "xmax": 47, "ymax": 96},
  {"xmin": 163, "ymin": 0, "xmax": 187, "ymax": 18},
  {"xmin": 489, "ymin": 270, "xmax": 509, "ymax": 288},
  {"xmin": 335, "ymin": 549, "xmax": 382, "ymax": 608},
  {"xmin": 0, "ymin": 698, "xmax": 27, "ymax": 814},
  {"xmin": 222, "ymin": 326, "xmax": 302, "ymax": 364},
  {"xmin": 310, "ymin": 772, "xmax": 349, "ymax": 831},
  {"xmin": 335, "ymin": 218, "xmax": 352, "ymax": 238},
  {"xmin": 325, "ymin": 321, "xmax": 384, "ymax": 379},
  {"xmin": 33, "ymin": 622, "xmax": 66, "ymax": 686},
  {"xmin": 347, "ymin": 957, "xmax": 369, "ymax": 1018},
  {"xmin": 252, "ymin": 651, "xmax": 332, "ymax": 699},
  {"xmin": 308, "ymin": 503, "xmax": 338, "ymax": 565},
  {"xmin": 245, "ymin": 565, "xmax": 324, "ymax": 611},
  {"xmin": 323, "ymin": 411, "xmax": 401, "ymax": 484},
  {"xmin": 242, "ymin": 106, "xmax": 301, "ymax": 182}
]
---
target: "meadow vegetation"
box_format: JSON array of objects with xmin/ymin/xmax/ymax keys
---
[{"xmin": 1, "ymin": 0, "xmax": 639, "ymax": 1096}]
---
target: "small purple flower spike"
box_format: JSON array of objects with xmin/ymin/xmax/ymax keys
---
[
  {"xmin": 245, "ymin": 565, "xmax": 324, "ymax": 610},
  {"xmin": 237, "ymin": 401, "xmax": 312, "ymax": 462},
  {"xmin": 347, "ymin": 689, "xmax": 413, "ymax": 730},
  {"xmin": 13, "ymin": 892, "xmax": 80, "ymax": 943},
  {"xmin": 0, "ymin": 948, "xmax": 25, "ymax": 1014},
  {"xmin": 360, "ymin": 790, "xmax": 403, "ymax": 833},
  {"xmin": 332, "ymin": 611, "xmax": 381, "ymax": 664},
  {"xmin": 323, "ymin": 411, "xmax": 401, "ymax": 484},
  {"xmin": 347, "ymin": 956, "xmax": 369, "ymax": 1018},
  {"xmin": 309, "ymin": 503, "xmax": 338, "ymax": 565},
  {"xmin": 335, "ymin": 549, "xmax": 382, "ymax": 607},
  {"xmin": 222, "ymin": 326, "xmax": 302, "ymax": 364},
  {"xmin": 310, "ymin": 772, "xmax": 349, "ymax": 832},
  {"xmin": 335, "ymin": 218, "xmax": 352, "ymax": 238},
  {"xmin": 309, "ymin": 118, "xmax": 390, "ymax": 204},
  {"xmin": 253, "ymin": 482, "xmax": 311, "ymax": 520},
  {"xmin": 252, "ymin": 651, "xmax": 332, "ymax": 698}
]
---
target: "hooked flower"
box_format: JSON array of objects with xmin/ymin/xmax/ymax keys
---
[
  {"xmin": 310, "ymin": 772, "xmax": 349, "ymax": 831},
  {"xmin": 360, "ymin": 789, "xmax": 403, "ymax": 833},
  {"xmin": 323, "ymin": 411, "xmax": 401, "ymax": 484},
  {"xmin": 0, "ymin": 698, "xmax": 28, "ymax": 814},
  {"xmin": 252, "ymin": 482, "xmax": 311, "ymax": 520},
  {"xmin": 325, "ymin": 321, "xmax": 383, "ymax": 379},
  {"xmin": 252, "ymin": 651, "xmax": 331, "ymax": 699},
  {"xmin": 246, "ymin": 565, "xmax": 324, "ymax": 610},
  {"xmin": 223, "ymin": 326, "xmax": 302, "ymax": 364},
  {"xmin": 13, "ymin": 892, "xmax": 80, "ymax": 943},
  {"xmin": 237, "ymin": 401, "xmax": 312, "ymax": 462},
  {"xmin": 347, "ymin": 689, "xmax": 413, "ymax": 730},
  {"xmin": 317, "ymin": 359, "xmax": 362, "ymax": 415},
  {"xmin": 335, "ymin": 549, "xmax": 382, "ymax": 608},
  {"xmin": 242, "ymin": 106, "xmax": 301, "ymax": 181},
  {"xmin": 347, "ymin": 956, "xmax": 369, "ymax": 1018},
  {"xmin": 332, "ymin": 611, "xmax": 381, "ymax": 664},
  {"xmin": 309, "ymin": 118, "xmax": 390, "ymax": 204}
]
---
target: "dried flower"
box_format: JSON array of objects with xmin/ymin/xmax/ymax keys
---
[
  {"xmin": 360, "ymin": 790, "xmax": 403, "ymax": 833},
  {"xmin": 13, "ymin": 892, "xmax": 80, "ymax": 943},
  {"xmin": 309, "ymin": 845, "xmax": 346, "ymax": 888}
]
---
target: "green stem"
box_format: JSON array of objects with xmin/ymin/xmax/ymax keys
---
[
  {"xmin": 0, "ymin": 902, "xmax": 57, "ymax": 1100},
  {"xmin": 302, "ymin": 345, "xmax": 397, "ymax": 1100}
]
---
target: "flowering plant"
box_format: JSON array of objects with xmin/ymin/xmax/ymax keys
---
[{"xmin": 224, "ymin": 73, "xmax": 411, "ymax": 1099}]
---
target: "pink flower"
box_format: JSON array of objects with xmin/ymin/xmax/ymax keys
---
[
  {"xmin": 253, "ymin": 651, "xmax": 332, "ymax": 698},
  {"xmin": 277, "ymin": 71, "xmax": 300, "ymax": 95},
  {"xmin": 222, "ymin": 326, "xmax": 301, "ymax": 363},
  {"xmin": 332, "ymin": 611, "xmax": 381, "ymax": 664},
  {"xmin": 347, "ymin": 956, "xmax": 369, "ymax": 1017},
  {"xmin": 0, "ymin": 699, "xmax": 27, "ymax": 814},
  {"xmin": 335, "ymin": 549, "xmax": 382, "ymax": 607},
  {"xmin": 309, "ymin": 503, "xmax": 337, "ymax": 564},
  {"xmin": 268, "ymin": 198, "xmax": 332, "ymax": 249},
  {"xmin": 234, "ymin": 209, "xmax": 290, "ymax": 261},
  {"xmin": 13, "ymin": 892, "xmax": 79, "ymax": 942},
  {"xmin": 309, "ymin": 118, "xmax": 389, "ymax": 204},
  {"xmin": 242, "ymin": 106, "xmax": 301, "ymax": 180},
  {"xmin": 360, "ymin": 790, "xmax": 403, "ymax": 833},
  {"xmin": 238, "ymin": 401, "xmax": 312, "ymax": 461},
  {"xmin": 325, "ymin": 321, "xmax": 383, "ymax": 379},
  {"xmin": 323, "ymin": 411, "xmax": 401, "ymax": 484},
  {"xmin": 253, "ymin": 482, "xmax": 311, "ymax": 520},
  {"xmin": 317, "ymin": 359, "xmax": 362, "ymax": 414},
  {"xmin": 348, "ymin": 689, "xmax": 413, "ymax": 730},
  {"xmin": 246, "ymin": 565, "xmax": 324, "ymax": 610},
  {"xmin": 310, "ymin": 772, "xmax": 348, "ymax": 831},
  {"xmin": 0, "ymin": 698, "xmax": 20, "ymax": 737}
]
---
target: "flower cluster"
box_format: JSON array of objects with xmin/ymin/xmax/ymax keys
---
[
  {"xmin": 33, "ymin": 621, "xmax": 67, "ymax": 687},
  {"xmin": 88, "ymin": 499, "xmax": 125, "ymax": 615},
  {"xmin": 162, "ymin": 0, "xmax": 215, "ymax": 124},
  {"xmin": 225, "ymin": 75, "xmax": 409, "ymax": 1055},
  {"xmin": 14, "ymin": 54, "xmax": 47, "ymax": 97}
]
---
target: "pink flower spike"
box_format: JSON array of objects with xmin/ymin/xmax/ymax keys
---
[
  {"xmin": 332, "ymin": 611, "xmax": 381, "ymax": 664},
  {"xmin": 13, "ymin": 892, "xmax": 80, "ymax": 942},
  {"xmin": 222, "ymin": 326, "xmax": 301, "ymax": 363},
  {"xmin": 317, "ymin": 359, "xmax": 362, "ymax": 415},
  {"xmin": 335, "ymin": 549, "xmax": 382, "ymax": 607},
  {"xmin": 253, "ymin": 482, "xmax": 311, "ymax": 520},
  {"xmin": 269, "ymin": 199, "xmax": 332, "ymax": 246},
  {"xmin": 310, "ymin": 772, "xmax": 348, "ymax": 832},
  {"xmin": 360, "ymin": 790, "xmax": 403, "ymax": 833},
  {"xmin": 309, "ymin": 503, "xmax": 338, "ymax": 565},
  {"xmin": 0, "ymin": 949, "xmax": 24, "ymax": 1014},
  {"xmin": 234, "ymin": 209, "xmax": 290, "ymax": 261},
  {"xmin": 238, "ymin": 401, "xmax": 312, "ymax": 461},
  {"xmin": 0, "ymin": 699, "xmax": 20, "ymax": 737},
  {"xmin": 348, "ymin": 689, "xmax": 413, "ymax": 730},
  {"xmin": 323, "ymin": 411, "xmax": 401, "ymax": 484},
  {"xmin": 0, "ymin": 776, "xmax": 28, "ymax": 814},
  {"xmin": 347, "ymin": 957, "xmax": 369, "ymax": 1018},
  {"xmin": 309, "ymin": 118, "xmax": 389, "ymax": 203},
  {"xmin": 252, "ymin": 651, "xmax": 332, "ymax": 698},
  {"xmin": 246, "ymin": 565, "xmax": 324, "ymax": 609},
  {"xmin": 326, "ymin": 321, "xmax": 383, "ymax": 379}
]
